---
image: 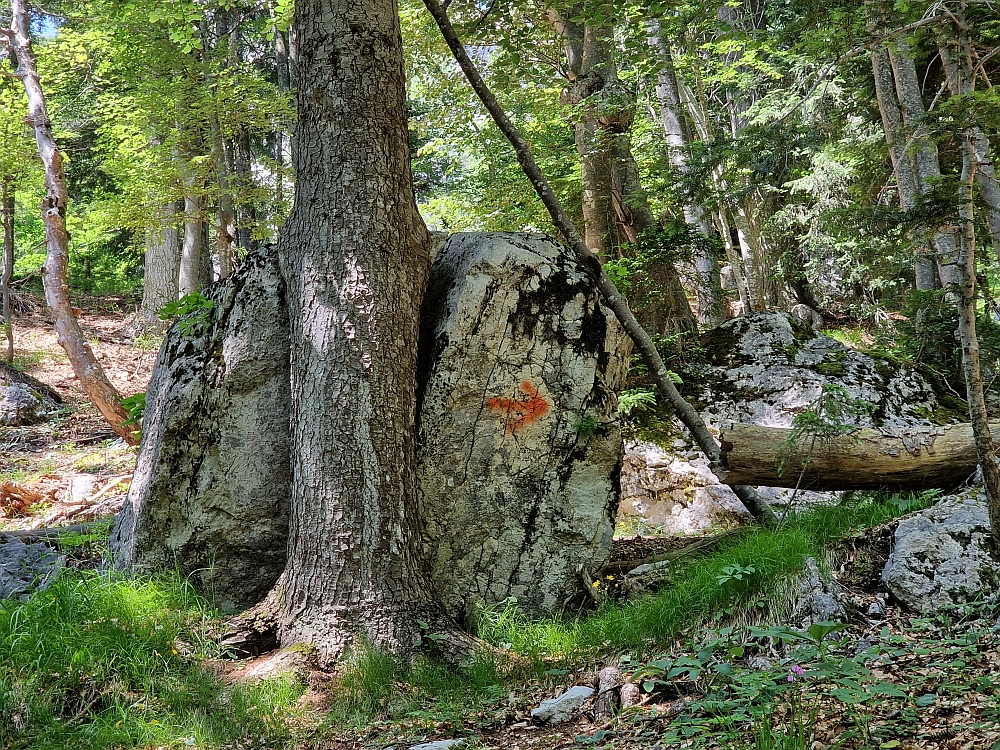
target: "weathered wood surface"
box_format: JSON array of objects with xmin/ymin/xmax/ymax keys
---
[{"xmin": 718, "ymin": 422, "xmax": 984, "ymax": 491}]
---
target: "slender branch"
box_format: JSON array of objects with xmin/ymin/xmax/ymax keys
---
[{"xmin": 421, "ymin": 0, "xmax": 778, "ymax": 527}]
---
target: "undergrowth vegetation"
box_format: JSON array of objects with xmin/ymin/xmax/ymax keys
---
[
  {"xmin": 0, "ymin": 490, "xmax": 958, "ymax": 749},
  {"xmin": 0, "ymin": 572, "xmax": 302, "ymax": 750}
]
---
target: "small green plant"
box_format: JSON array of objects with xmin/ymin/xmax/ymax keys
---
[
  {"xmin": 573, "ymin": 412, "xmax": 600, "ymax": 437},
  {"xmin": 618, "ymin": 388, "xmax": 657, "ymax": 416},
  {"xmin": 716, "ymin": 563, "xmax": 756, "ymax": 587},
  {"xmin": 121, "ymin": 392, "xmax": 146, "ymax": 434},
  {"xmin": 158, "ymin": 292, "xmax": 215, "ymax": 335},
  {"xmin": 778, "ymin": 384, "xmax": 874, "ymax": 479}
]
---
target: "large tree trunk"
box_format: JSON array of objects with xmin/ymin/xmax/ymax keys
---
[
  {"xmin": 871, "ymin": 44, "xmax": 936, "ymax": 290},
  {"xmin": 138, "ymin": 203, "xmax": 181, "ymax": 324},
  {"xmin": 646, "ymin": 21, "xmax": 724, "ymax": 326},
  {"xmin": 9, "ymin": 0, "xmax": 135, "ymax": 444},
  {"xmin": 887, "ymin": 39, "xmax": 960, "ymax": 289},
  {"xmin": 719, "ymin": 423, "xmax": 988, "ymax": 491},
  {"xmin": 2, "ymin": 178, "xmax": 13, "ymax": 364},
  {"xmin": 276, "ymin": 0, "xmax": 465, "ymax": 662},
  {"xmin": 937, "ymin": 27, "xmax": 1000, "ymax": 262},
  {"xmin": 554, "ymin": 13, "xmax": 617, "ymax": 259}
]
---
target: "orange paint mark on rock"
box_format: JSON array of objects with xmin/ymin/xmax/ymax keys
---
[{"xmin": 486, "ymin": 381, "xmax": 549, "ymax": 435}]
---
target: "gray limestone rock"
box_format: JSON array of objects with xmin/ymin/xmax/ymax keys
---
[
  {"xmin": 0, "ymin": 361, "xmax": 62, "ymax": 426},
  {"xmin": 618, "ymin": 312, "xmax": 961, "ymax": 534},
  {"xmin": 882, "ymin": 489, "xmax": 1000, "ymax": 613},
  {"xmin": 791, "ymin": 557, "xmax": 848, "ymax": 627},
  {"xmin": 0, "ymin": 536, "xmax": 65, "ymax": 600},
  {"xmin": 0, "ymin": 383, "xmax": 45, "ymax": 426},
  {"xmin": 417, "ymin": 233, "xmax": 631, "ymax": 622},
  {"xmin": 530, "ymin": 685, "xmax": 595, "ymax": 724},
  {"xmin": 110, "ymin": 248, "xmax": 291, "ymax": 612}
]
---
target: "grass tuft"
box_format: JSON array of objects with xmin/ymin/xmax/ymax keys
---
[{"xmin": 0, "ymin": 570, "xmax": 303, "ymax": 750}]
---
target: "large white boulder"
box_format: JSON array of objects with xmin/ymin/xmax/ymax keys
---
[{"xmin": 417, "ymin": 233, "xmax": 631, "ymax": 622}]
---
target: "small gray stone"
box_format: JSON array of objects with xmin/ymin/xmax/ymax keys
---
[
  {"xmin": 0, "ymin": 382, "xmax": 44, "ymax": 426},
  {"xmin": 530, "ymin": 685, "xmax": 595, "ymax": 724},
  {"xmin": 0, "ymin": 537, "xmax": 65, "ymax": 600},
  {"xmin": 409, "ymin": 741, "xmax": 469, "ymax": 750},
  {"xmin": 791, "ymin": 557, "xmax": 848, "ymax": 627}
]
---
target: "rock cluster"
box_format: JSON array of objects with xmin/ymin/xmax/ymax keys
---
[
  {"xmin": 618, "ymin": 312, "xmax": 964, "ymax": 534},
  {"xmin": 0, "ymin": 537, "xmax": 64, "ymax": 600},
  {"xmin": 882, "ymin": 488, "xmax": 1000, "ymax": 613}
]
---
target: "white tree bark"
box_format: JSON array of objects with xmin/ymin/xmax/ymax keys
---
[
  {"xmin": 8, "ymin": 0, "xmax": 135, "ymax": 443},
  {"xmin": 178, "ymin": 191, "xmax": 203, "ymax": 296}
]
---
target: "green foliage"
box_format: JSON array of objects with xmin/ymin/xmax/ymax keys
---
[
  {"xmin": 478, "ymin": 491, "xmax": 937, "ymax": 659},
  {"xmin": 121, "ymin": 392, "xmax": 146, "ymax": 430},
  {"xmin": 158, "ymin": 292, "xmax": 215, "ymax": 335},
  {"xmin": 322, "ymin": 641, "xmax": 504, "ymax": 729},
  {"xmin": 0, "ymin": 571, "xmax": 303, "ymax": 749},
  {"xmin": 778, "ymin": 384, "xmax": 873, "ymax": 478},
  {"xmin": 618, "ymin": 388, "xmax": 657, "ymax": 416},
  {"xmin": 572, "ymin": 412, "xmax": 600, "ymax": 437}
]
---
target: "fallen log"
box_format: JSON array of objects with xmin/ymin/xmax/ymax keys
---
[{"xmin": 717, "ymin": 422, "xmax": 983, "ymax": 491}]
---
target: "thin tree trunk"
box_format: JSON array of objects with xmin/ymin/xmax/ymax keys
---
[
  {"xmin": 232, "ymin": 129, "xmax": 258, "ymax": 252},
  {"xmin": 1, "ymin": 178, "xmax": 13, "ymax": 364},
  {"xmin": 956, "ymin": 129, "xmax": 1000, "ymax": 543},
  {"xmin": 8, "ymin": 0, "xmax": 135, "ymax": 444},
  {"xmin": 646, "ymin": 21, "xmax": 724, "ymax": 325},
  {"xmin": 138, "ymin": 202, "xmax": 180, "ymax": 323},
  {"xmin": 276, "ymin": 0, "xmax": 472, "ymax": 662},
  {"xmin": 422, "ymin": 0, "xmax": 777, "ymax": 528},
  {"xmin": 178, "ymin": 190, "xmax": 203, "ymax": 296}
]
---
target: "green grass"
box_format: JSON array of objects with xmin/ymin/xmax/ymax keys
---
[
  {"xmin": 478, "ymin": 491, "xmax": 938, "ymax": 661},
  {"xmin": 321, "ymin": 641, "xmax": 506, "ymax": 731},
  {"xmin": 0, "ymin": 571, "xmax": 304, "ymax": 750}
]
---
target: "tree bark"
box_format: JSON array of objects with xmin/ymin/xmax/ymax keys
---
[
  {"xmin": 646, "ymin": 21, "xmax": 724, "ymax": 326},
  {"xmin": 2, "ymin": 178, "xmax": 13, "ymax": 363},
  {"xmin": 8, "ymin": 0, "xmax": 136, "ymax": 444},
  {"xmin": 887, "ymin": 39, "xmax": 960, "ymax": 288},
  {"xmin": 178, "ymin": 190, "xmax": 203, "ymax": 296},
  {"xmin": 718, "ymin": 423, "xmax": 987, "ymax": 491},
  {"xmin": 422, "ymin": 0, "xmax": 777, "ymax": 528},
  {"xmin": 138, "ymin": 202, "xmax": 181, "ymax": 324},
  {"xmin": 956, "ymin": 124, "xmax": 1000, "ymax": 544},
  {"xmin": 276, "ymin": 0, "xmax": 468, "ymax": 662},
  {"xmin": 937, "ymin": 26, "xmax": 1000, "ymax": 263},
  {"xmin": 870, "ymin": 44, "xmax": 936, "ymax": 290}
]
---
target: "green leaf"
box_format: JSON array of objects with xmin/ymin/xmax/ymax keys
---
[{"xmin": 915, "ymin": 693, "xmax": 937, "ymax": 707}]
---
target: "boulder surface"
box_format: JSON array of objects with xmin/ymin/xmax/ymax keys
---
[
  {"xmin": 882, "ymin": 489, "xmax": 1000, "ymax": 613},
  {"xmin": 110, "ymin": 249, "xmax": 291, "ymax": 611},
  {"xmin": 417, "ymin": 232, "xmax": 631, "ymax": 622},
  {"xmin": 619, "ymin": 312, "xmax": 965, "ymax": 534}
]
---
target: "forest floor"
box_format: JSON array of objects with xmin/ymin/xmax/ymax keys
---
[
  {"xmin": 2, "ymin": 300, "xmax": 1000, "ymax": 750},
  {"xmin": 0, "ymin": 297, "xmax": 156, "ymax": 532}
]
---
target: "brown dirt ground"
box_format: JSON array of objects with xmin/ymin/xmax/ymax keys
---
[{"xmin": 1, "ymin": 296, "xmax": 156, "ymax": 530}]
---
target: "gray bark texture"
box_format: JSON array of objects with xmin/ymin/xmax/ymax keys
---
[
  {"xmin": 271, "ymin": 0, "xmax": 473, "ymax": 664},
  {"xmin": 138, "ymin": 203, "xmax": 181, "ymax": 324},
  {"xmin": 416, "ymin": 232, "xmax": 631, "ymax": 623},
  {"xmin": 110, "ymin": 248, "xmax": 291, "ymax": 612}
]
